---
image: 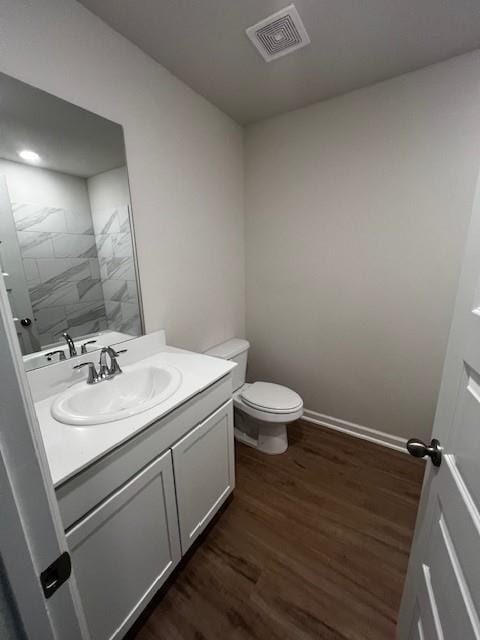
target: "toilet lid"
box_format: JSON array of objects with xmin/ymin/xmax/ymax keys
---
[{"xmin": 240, "ymin": 382, "xmax": 302, "ymax": 413}]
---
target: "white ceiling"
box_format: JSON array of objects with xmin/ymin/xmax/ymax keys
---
[
  {"xmin": 78, "ymin": 0, "xmax": 480, "ymax": 124},
  {"xmin": 0, "ymin": 72, "xmax": 126, "ymax": 178}
]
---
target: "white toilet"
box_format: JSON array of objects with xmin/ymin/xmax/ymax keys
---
[{"xmin": 205, "ymin": 338, "xmax": 303, "ymax": 454}]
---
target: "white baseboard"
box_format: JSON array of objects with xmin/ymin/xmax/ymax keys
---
[{"xmin": 302, "ymin": 409, "xmax": 408, "ymax": 454}]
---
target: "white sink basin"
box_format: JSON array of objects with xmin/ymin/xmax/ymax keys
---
[{"xmin": 51, "ymin": 365, "xmax": 182, "ymax": 426}]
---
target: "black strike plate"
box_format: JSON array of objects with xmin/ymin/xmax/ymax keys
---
[{"xmin": 40, "ymin": 551, "xmax": 72, "ymax": 599}]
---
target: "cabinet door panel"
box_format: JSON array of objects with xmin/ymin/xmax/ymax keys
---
[
  {"xmin": 66, "ymin": 450, "xmax": 180, "ymax": 640},
  {"xmin": 172, "ymin": 401, "xmax": 234, "ymax": 553}
]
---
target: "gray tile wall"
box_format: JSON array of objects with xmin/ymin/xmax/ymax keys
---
[
  {"xmin": 12, "ymin": 202, "xmax": 108, "ymax": 345},
  {"xmin": 92, "ymin": 204, "xmax": 141, "ymax": 335}
]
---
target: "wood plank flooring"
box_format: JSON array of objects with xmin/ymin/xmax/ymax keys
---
[{"xmin": 127, "ymin": 421, "xmax": 424, "ymax": 640}]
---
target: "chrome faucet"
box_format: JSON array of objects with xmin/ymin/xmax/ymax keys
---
[
  {"xmin": 99, "ymin": 346, "xmax": 127, "ymax": 379},
  {"xmin": 61, "ymin": 332, "xmax": 77, "ymax": 357},
  {"xmin": 73, "ymin": 346, "xmax": 127, "ymax": 385}
]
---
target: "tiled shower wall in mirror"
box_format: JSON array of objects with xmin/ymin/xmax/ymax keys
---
[
  {"xmin": 1, "ymin": 160, "xmax": 140, "ymax": 347},
  {"xmin": 87, "ymin": 167, "xmax": 140, "ymax": 337},
  {"xmin": 13, "ymin": 200, "xmax": 107, "ymax": 345}
]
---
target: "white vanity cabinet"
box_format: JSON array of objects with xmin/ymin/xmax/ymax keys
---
[
  {"xmin": 65, "ymin": 450, "xmax": 180, "ymax": 640},
  {"xmin": 172, "ymin": 401, "xmax": 234, "ymax": 552},
  {"xmin": 56, "ymin": 376, "xmax": 235, "ymax": 640}
]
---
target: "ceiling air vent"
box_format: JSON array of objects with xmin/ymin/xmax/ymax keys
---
[{"xmin": 246, "ymin": 4, "xmax": 310, "ymax": 63}]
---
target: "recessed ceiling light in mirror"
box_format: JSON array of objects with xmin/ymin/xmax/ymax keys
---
[{"xmin": 18, "ymin": 149, "xmax": 41, "ymax": 163}]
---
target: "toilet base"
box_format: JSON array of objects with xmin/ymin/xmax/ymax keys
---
[{"xmin": 234, "ymin": 409, "xmax": 288, "ymax": 455}]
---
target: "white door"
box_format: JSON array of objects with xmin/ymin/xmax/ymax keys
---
[
  {"xmin": 398, "ymin": 177, "xmax": 480, "ymax": 638},
  {"xmin": 0, "ymin": 272, "xmax": 88, "ymax": 638},
  {"xmin": 172, "ymin": 401, "xmax": 235, "ymax": 553}
]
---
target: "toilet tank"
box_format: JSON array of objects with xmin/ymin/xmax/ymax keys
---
[{"xmin": 204, "ymin": 338, "xmax": 250, "ymax": 392}]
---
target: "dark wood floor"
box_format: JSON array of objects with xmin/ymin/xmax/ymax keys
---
[{"xmin": 128, "ymin": 421, "xmax": 424, "ymax": 640}]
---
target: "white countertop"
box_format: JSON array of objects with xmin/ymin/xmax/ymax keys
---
[{"xmin": 35, "ymin": 345, "xmax": 235, "ymax": 487}]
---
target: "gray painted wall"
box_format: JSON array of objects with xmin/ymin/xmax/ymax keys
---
[
  {"xmin": 1, "ymin": 0, "xmax": 479, "ymax": 444},
  {"xmin": 245, "ymin": 52, "xmax": 480, "ymax": 441},
  {"xmin": 0, "ymin": 0, "xmax": 245, "ymax": 354}
]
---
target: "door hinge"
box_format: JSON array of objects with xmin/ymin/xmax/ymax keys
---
[{"xmin": 40, "ymin": 551, "xmax": 71, "ymax": 599}]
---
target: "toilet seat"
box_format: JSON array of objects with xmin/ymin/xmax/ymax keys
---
[{"xmin": 240, "ymin": 382, "xmax": 303, "ymax": 414}]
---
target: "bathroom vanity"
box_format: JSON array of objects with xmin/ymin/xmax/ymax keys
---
[
  {"xmin": 29, "ymin": 331, "xmax": 236, "ymax": 640},
  {"xmin": 0, "ymin": 70, "xmax": 239, "ymax": 640}
]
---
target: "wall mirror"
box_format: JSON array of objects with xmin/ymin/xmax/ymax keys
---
[{"xmin": 0, "ymin": 72, "xmax": 143, "ymax": 370}]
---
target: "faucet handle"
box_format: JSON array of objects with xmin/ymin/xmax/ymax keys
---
[
  {"xmin": 80, "ymin": 340, "xmax": 97, "ymax": 354},
  {"xmin": 107, "ymin": 346, "xmax": 127, "ymax": 357},
  {"xmin": 73, "ymin": 361, "xmax": 99, "ymax": 385},
  {"xmin": 45, "ymin": 350, "xmax": 66, "ymax": 361}
]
